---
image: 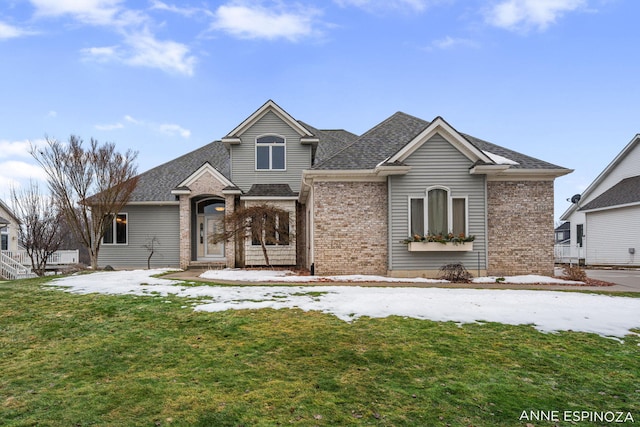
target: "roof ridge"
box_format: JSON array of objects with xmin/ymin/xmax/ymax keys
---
[{"xmin": 311, "ymin": 111, "xmax": 414, "ymax": 170}]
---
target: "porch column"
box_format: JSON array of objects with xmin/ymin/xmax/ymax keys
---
[
  {"xmin": 224, "ymin": 194, "xmax": 235, "ymax": 268},
  {"xmin": 178, "ymin": 195, "xmax": 191, "ymax": 269}
]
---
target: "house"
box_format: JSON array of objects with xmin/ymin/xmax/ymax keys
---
[
  {"xmin": 555, "ymin": 222, "xmax": 570, "ymax": 244},
  {"xmin": 0, "ymin": 198, "xmax": 19, "ymax": 253},
  {"xmin": 98, "ymin": 100, "xmax": 571, "ymax": 277},
  {"xmin": 560, "ymin": 134, "xmax": 640, "ymax": 266}
]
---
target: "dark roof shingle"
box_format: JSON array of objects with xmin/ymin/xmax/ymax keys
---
[{"xmin": 579, "ymin": 175, "xmax": 640, "ymax": 211}]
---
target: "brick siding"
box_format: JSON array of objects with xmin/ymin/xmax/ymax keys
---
[
  {"xmin": 178, "ymin": 171, "xmax": 232, "ymax": 269},
  {"xmin": 313, "ymin": 181, "xmax": 388, "ymax": 275},
  {"xmin": 486, "ymin": 180, "xmax": 555, "ymax": 276}
]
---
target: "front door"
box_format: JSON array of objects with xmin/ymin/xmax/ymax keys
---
[{"xmin": 196, "ymin": 198, "xmax": 225, "ymax": 261}]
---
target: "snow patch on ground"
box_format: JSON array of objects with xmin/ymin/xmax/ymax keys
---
[{"xmin": 48, "ymin": 269, "xmax": 640, "ymax": 338}]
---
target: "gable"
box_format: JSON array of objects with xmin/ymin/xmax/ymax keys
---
[
  {"xmin": 223, "ymin": 100, "xmax": 316, "ymax": 144},
  {"xmin": 561, "ymin": 134, "xmax": 640, "ymax": 220},
  {"xmin": 390, "ymin": 117, "xmax": 493, "ymax": 165}
]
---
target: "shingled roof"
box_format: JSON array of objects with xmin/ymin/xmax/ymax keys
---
[
  {"xmin": 313, "ymin": 111, "xmax": 566, "ymax": 171},
  {"xmin": 127, "ymin": 107, "xmax": 568, "ymax": 203},
  {"xmin": 129, "ymin": 141, "xmax": 230, "ymax": 202},
  {"xmin": 579, "ymin": 175, "xmax": 640, "ymax": 211}
]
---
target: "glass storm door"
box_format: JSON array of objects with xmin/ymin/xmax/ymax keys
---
[{"xmin": 205, "ymin": 216, "xmax": 224, "ymax": 257}]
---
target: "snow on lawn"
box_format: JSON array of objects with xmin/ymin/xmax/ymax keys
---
[
  {"xmin": 199, "ymin": 268, "xmax": 585, "ymax": 285},
  {"xmin": 49, "ymin": 269, "xmax": 640, "ymax": 338}
]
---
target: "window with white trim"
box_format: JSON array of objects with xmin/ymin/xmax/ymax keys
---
[
  {"xmin": 409, "ymin": 187, "xmax": 468, "ymax": 237},
  {"xmin": 1, "ymin": 226, "xmax": 8, "ymax": 251},
  {"xmin": 256, "ymin": 135, "xmax": 285, "ymax": 170},
  {"xmin": 103, "ymin": 213, "xmax": 128, "ymax": 245}
]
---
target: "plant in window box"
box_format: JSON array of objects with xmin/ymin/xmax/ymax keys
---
[{"xmin": 404, "ymin": 233, "xmax": 475, "ymax": 252}]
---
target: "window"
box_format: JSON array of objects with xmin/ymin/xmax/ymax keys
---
[
  {"xmin": 409, "ymin": 188, "xmax": 468, "ymax": 236},
  {"xmin": 251, "ymin": 211, "xmax": 290, "ymax": 246},
  {"xmin": 1, "ymin": 226, "xmax": 7, "ymax": 251},
  {"xmin": 256, "ymin": 135, "xmax": 285, "ymax": 170},
  {"xmin": 103, "ymin": 213, "xmax": 128, "ymax": 245}
]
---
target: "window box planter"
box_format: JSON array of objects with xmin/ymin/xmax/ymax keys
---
[{"xmin": 407, "ymin": 241, "xmax": 473, "ymax": 252}]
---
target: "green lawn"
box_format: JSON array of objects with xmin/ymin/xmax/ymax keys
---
[{"xmin": 1, "ymin": 277, "xmax": 638, "ymax": 426}]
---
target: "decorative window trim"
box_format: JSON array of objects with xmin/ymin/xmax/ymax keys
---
[
  {"xmin": 408, "ymin": 186, "xmax": 469, "ymax": 237},
  {"xmin": 103, "ymin": 213, "xmax": 128, "ymax": 245},
  {"xmin": 255, "ymin": 134, "xmax": 286, "ymax": 171}
]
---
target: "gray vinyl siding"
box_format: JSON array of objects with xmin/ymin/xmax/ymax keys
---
[
  {"xmin": 98, "ymin": 204, "xmax": 180, "ymax": 269},
  {"xmin": 389, "ymin": 134, "xmax": 487, "ymax": 272},
  {"xmin": 230, "ymin": 111, "xmax": 312, "ymax": 192},
  {"xmin": 585, "ymin": 205, "xmax": 640, "ymax": 265}
]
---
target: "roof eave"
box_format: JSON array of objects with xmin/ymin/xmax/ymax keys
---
[{"xmin": 580, "ymin": 201, "xmax": 640, "ymax": 213}]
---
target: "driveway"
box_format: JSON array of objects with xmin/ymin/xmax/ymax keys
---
[{"xmin": 586, "ymin": 269, "xmax": 640, "ymax": 292}]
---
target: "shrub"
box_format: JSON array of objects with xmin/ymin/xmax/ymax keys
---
[
  {"xmin": 563, "ymin": 265, "xmax": 587, "ymax": 282},
  {"xmin": 439, "ymin": 263, "xmax": 472, "ymax": 282}
]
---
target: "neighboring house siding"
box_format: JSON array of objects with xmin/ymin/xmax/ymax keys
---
[
  {"xmin": 99, "ymin": 205, "xmax": 180, "ymax": 268},
  {"xmin": 0, "ymin": 204, "xmax": 19, "ymax": 252},
  {"xmin": 388, "ymin": 134, "xmax": 487, "ymax": 275},
  {"xmin": 313, "ymin": 181, "xmax": 387, "ymax": 275},
  {"xmin": 585, "ymin": 206, "xmax": 640, "ymax": 265},
  {"xmin": 487, "ymin": 181, "xmax": 555, "ymax": 276},
  {"xmin": 563, "ymin": 141, "xmax": 640, "ymax": 260},
  {"xmin": 230, "ymin": 111, "xmax": 312, "ymax": 193}
]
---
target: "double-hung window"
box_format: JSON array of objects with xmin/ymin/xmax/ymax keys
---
[
  {"xmin": 409, "ymin": 187, "xmax": 468, "ymax": 236},
  {"xmin": 256, "ymin": 135, "xmax": 285, "ymax": 170},
  {"xmin": 103, "ymin": 213, "xmax": 128, "ymax": 245}
]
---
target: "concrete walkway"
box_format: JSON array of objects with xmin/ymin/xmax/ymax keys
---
[{"xmin": 163, "ymin": 268, "xmax": 640, "ymax": 293}]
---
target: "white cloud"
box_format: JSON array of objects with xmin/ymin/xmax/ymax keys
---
[
  {"xmin": 485, "ymin": 0, "xmax": 587, "ymax": 31},
  {"xmin": 0, "ymin": 160, "xmax": 48, "ymax": 181},
  {"xmin": 334, "ymin": 0, "xmax": 437, "ymax": 12},
  {"xmin": 81, "ymin": 31, "xmax": 196, "ymax": 76},
  {"xmin": 159, "ymin": 124, "xmax": 191, "ymax": 139},
  {"xmin": 212, "ymin": 4, "xmax": 321, "ymax": 41},
  {"xmin": 150, "ymin": 0, "xmax": 210, "ymax": 18},
  {"xmin": 124, "ymin": 30, "xmax": 196, "ymax": 76},
  {"xmin": 95, "ymin": 122, "xmax": 124, "ymax": 131},
  {"xmin": 30, "ymin": 0, "xmax": 123, "ymax": 26},
  {"xmin": 428, "ymin": 36, "xmax": 478, "ymax": 50},
  {"xmin": 30, "ymin": 0, "xmax": 195, "ymax": 76},
  {"xmin": 116, "ymin": 115, "xmax": 191, "ymax": 139},
  {"xmin": 0, "ymin": 21, "xmax": 36, "ymax": 39},
  {"xmin": 80, "ymin": 45, "xmax": 120, "ymax": 62},
  {"xmin": 0, "ymin": 139, "xmax": 47, "ymax": 159}
]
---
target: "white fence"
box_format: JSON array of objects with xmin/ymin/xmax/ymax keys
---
[
  {"xmin": 554, "ymin": 244, "xmax": 585, "ymax": 265},
  {"xmin": 0, "ymin": 250, "xmax": 79, "ymax": 280},
  {"xmin": 2, "ymin": 250, "xmax": 79, "ymax": 266}
]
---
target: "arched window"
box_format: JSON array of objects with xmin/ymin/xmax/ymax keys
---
[
  {"xmin": 256, "ymin": 135, "xmax": 285, "ymax": 170},
  {"xmin": 409, "ymin": 186, "xmax": 468, "ymax": 237}
]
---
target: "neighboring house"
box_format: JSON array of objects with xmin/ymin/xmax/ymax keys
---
[
  {"xmin": 555, "ymin": 222, "xmax": 570, "ymax": 244},
  {"xmin": 560, "ymin": 134, "xmax": 640, "ymax": 266},
  {"xmin": 0, "ymin": 198, "xmax": 19, "ymax": 252},
  {"xmin": 98, "ymin": 100, "xmax": 571, "ymax": 277}
]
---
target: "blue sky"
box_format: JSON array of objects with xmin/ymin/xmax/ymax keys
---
[{"xmin": 0, "ymin": 0, "xmax": 638, "ymax": 221}]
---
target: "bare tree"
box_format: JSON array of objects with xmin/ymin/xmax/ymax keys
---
[
  {"xmin": 31, "ymin": 135, "xmax": 139, "ymax": 270},
  {"xmin": 211, "ymin": 203, "xmax": 290, "ymax": 267},
  {"xmin": 10, "ymin": 181, "xmax": 64, "ymax": 276},
  {"xmin": 142, "ymin": 236, "xmax": 160, "ymax": 270}
]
